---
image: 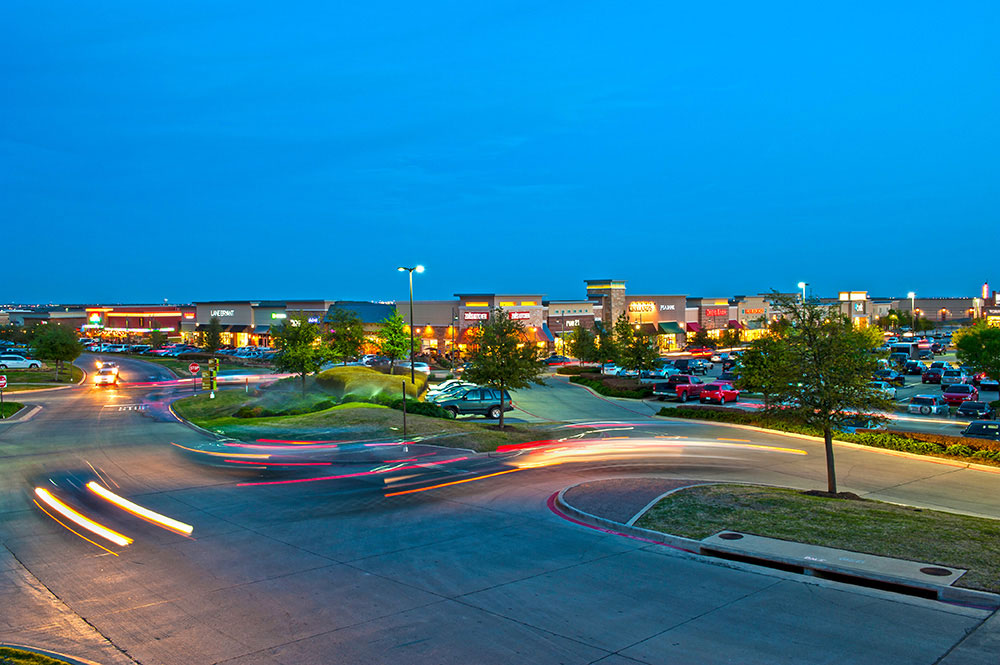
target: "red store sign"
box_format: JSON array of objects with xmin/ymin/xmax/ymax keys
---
[{"xmin": 705, "ymin": 308, "xmax": 727, "ymax": 317}]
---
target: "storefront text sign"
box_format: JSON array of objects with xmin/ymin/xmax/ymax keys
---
[
  {"xmin": 211, "ymin": 310, "xmax": 235, "ymax": 317},
  {"xmin": 464, "ymin": 311, "xmax": 488, "ymax": 321},
  {"xmin": 629, "ymin": 302, "xmax": 655, "ymax": 313},
  {"xmin": 705, "ymin": 308, "xmax": 727, "ymax": 316},
  {"xmin": 509, "ymin": 311, "xmax": 531, "ymax": 320},
  {"xmin": 659, "ymin": 304, "xmax": 676, "ymax": 311}
]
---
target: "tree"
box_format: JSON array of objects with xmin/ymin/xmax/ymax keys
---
[
  {"xmin": 32, "ymin": 324, "xmax": 82, "ymax": 381},
  {"xmin": 955, "ymin": 324, "xmax": 1000, "ymax": 381},
  {"xmin": 326, "ymin": 308, "xmax": 366, "ymax": 365},
  {"xmin": 748, "ymin": 293, "xmax": 895, "ymax": 494},
  {"xmin": 735, "ymin": 335, "xmax": 794, "ymax": 409},
  {"xmin": 914, "ymin": 316, "xmax": 936, "ymax": 333},
  {"xmin": 688, "ymin": 328, "xmax": 715, "ymax": 348},
  {"xmin": 463, "ymin": 308, "xmax": 544, "ymax": 429},
  {"xmin": 377, "ymin": 310, "xmax": 410, "ymax": 374},
  {"xmin": 565, "ymin": 325, "xmax": 599, "ymax": 364},
  {"xmin": 204, "ymin": 317, "xmax": 223, "ymax": 354},
  {"xmin": 614, "ymin": 313, "xmax": 659, "ymax": 374},
  {"xmin": 270, "ymin": 315, "xmax": 329, "ymax": 394},
  {"xmin": 150, "ymin": 328, "xmax": 167, "ymax": 350},
  {"xmin": 596, "ymin": 324, "xmax": 619, "ymax": 364},
  {"xmin": 719, "ymin": 328, "xmax": 742, "ymax": 349}
]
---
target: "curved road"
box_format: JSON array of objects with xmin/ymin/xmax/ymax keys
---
[{"xmin": 1, "ymin": 357, "xmax": 997, "ymax": 664}]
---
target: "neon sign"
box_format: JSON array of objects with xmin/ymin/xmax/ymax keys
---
[
  {"xmin": 629, "ymin": 302, "xmax": 654, "ymax": 313},
  {"xmin": 705, "ymin": 308, "xmax": 727, "ymax": 316}
]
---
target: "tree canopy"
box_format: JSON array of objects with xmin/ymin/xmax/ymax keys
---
[
  {"xmin": 614, "ymin": 313, "xmax": 659, "ymax": 374},
  {"xmin": 565, "ymin": 325, "xmax": 599, "ymax": 364},
  {"xmin": 463, "ymin": 308, "xmax": 543, "ymax": 429},
  {"xmin": 270, "ymin": 315, "xmax": 329, "ymax": 393},
  {"xmin": 741, "ymin": 293, "xmax": 894, "ymax": 494},
  {"xmin": 32, "ymin": 324, "xmax": 82, "ymax": 380},
  {"xmin": 377, "ymin": 310, "xmax": 410, "ymax": 372},
  {"xmin": 204, "ymin": 317, "xmax": 223, "ymax": 353},
  {"xmin": 954, "ymin": 323, "xmax": 1000, "ymax": 381},
  {"xmin": 326, "ymin": 308, "xmax": 366, "ymax": 364}
]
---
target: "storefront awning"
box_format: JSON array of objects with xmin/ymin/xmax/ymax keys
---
[
  {"xmin": 727, "ymin": 320, "xmax": 745, "ymax": 329},
  {"xmin": 658, "ymin": 322, "xmax": 684, "ymax": 335},
  {"xmin": 253, "ymin": 325, "xmax": 270, "ymax": 334},
  {"xmin": 229, "ymin": 325, "xmax": 251, "ymax": 333},
  {"xmin": 687, "ymin": 322, "xmax": 703, "ymax": 332},
  {"xmin": 540, "ymin": 323, "xmax": 555, "ymax": 342},
  {"xmin": 633, "ymin": 323, "xmax": 659, "ymax": 336}
]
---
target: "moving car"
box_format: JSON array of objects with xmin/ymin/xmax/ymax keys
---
[
  {"xmin": 542, "ymin": 355, "xmax": 574, "ymax": 366},
  {"xmin": 907, "ymin": 395, "xmax": 949, "ymax": 416},
  {"xmin": 93, "ymin": 367, "xmax": 118, "ymax": 386},
  {"xmin": 437, "ymin": 387, "xmax": 513, "ymax": 419},
  {"xmin": 0, "ymin": 354, "xmax": 41, "ymax": 369},
  {"xmin": 428, "ymin": 382, "xmax": 479, "ymax": 402},
  {"xmin": 699, "ymin": 382, "xmax": 739, "ymax": 404},
  {"xmin": 684, "ymin": 346, "xmax": 714, "ymax": 358},
  {"xmin": 942, "ymin": 384, "xmax": 978, "ymax": 406},
  {"xmin": 956, "ymin": 401, "xmax": 996, "ymax": 420},
  {"xmin": 396, "ymin": 361, "xmax": 431, "ymax": 374},
  {"xmin": 961, "ymin": 421, "xmax": 1000, "ymax": 441}
]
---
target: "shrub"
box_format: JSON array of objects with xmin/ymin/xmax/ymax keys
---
[
  {"xmin": 556, "ymin": 366, "xmax": 593, "ymax": 376},
  {"xmin": 569, "ymin": 375, "xmax": 653, "ymax": 399},
  {"xmin": 316, "ymin": 366, "xmax": 423, "ymax": 398}
]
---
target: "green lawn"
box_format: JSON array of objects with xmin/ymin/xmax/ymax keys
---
[
  {"xmin": 0, "ymin": 364, "xmax": 83, "ymax": 384},
  {"xmin": 0, "ymin": 400, "xmax": 25, "ymax": 418},
  {"xmin": 636, "ymin": 484, "xmax": 1000, "ymax": 593},
  {"xmin": 0, "ymin": 646, "xmax": 71, "ymax": 664}
]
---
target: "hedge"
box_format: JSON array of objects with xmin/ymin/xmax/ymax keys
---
[
  {"xmin": 556, "ymin": 366, "xmax": 594, "ymax": 376},
  {"xmin": 345, "ymin": 391, "xmax": 453, "ymax": 419},
  {"xmin": 659, "ymin": 406, "xmax": 1000, "ymax": 464},
  {"xmin": 569, "ymin": 375, "xmax": 654, "ymax": 399}
]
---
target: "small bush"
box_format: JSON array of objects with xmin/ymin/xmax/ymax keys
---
[
  {"xmin": 556, "ymin": 366, "xmax": 592, "ymax": 376},
  {"xmin": 569, "ymin": 375, "xmax": 653, "ymax": 399}
]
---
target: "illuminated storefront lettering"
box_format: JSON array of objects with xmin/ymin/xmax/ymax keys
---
[
  {"xmin": 629, "ymin": 302, "xmax": 655, "ymax": 313},
  {"xmin": 705, "ymin": 308, "xmax": 727, "ymax": 317},
  {"xmin": 211, "ymin": 310, "xmax": 235, "ymax": 317},
  {"xmin": 464, "ymin": 311, "xmax": 488, "ymax": 321}
]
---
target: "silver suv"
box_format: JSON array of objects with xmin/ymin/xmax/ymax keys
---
[
  {"xmin": 907, "ymin": 395, "xmax": 949, "ymax": 416},
  {"xmin": 940, "ymin": 370, "xmax": 969, "ymax": 388}
]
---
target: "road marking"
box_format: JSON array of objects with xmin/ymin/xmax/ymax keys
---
[{"xmin": 101, "ymin": 404, "xmax": 148, "ymax": 412}]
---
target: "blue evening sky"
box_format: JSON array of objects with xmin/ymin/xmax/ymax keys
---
[{"xmin": 3, "ymin": 1, "xmax": 998, "ymax": 304}]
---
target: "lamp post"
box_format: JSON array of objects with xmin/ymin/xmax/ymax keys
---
[
  {"xmin": 797, "ymin": 282, "xmax": 808, "ymax": 304},
  {"xmin": 397, "ymin": 265, "xmax": 424, "ymax": 385},
  {"xmin": 907, "ymin": 291, "xmax": 916, "ymax": 330}
]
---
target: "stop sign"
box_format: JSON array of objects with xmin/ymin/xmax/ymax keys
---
[
  {"xmin": 189, "ymin": 363, "xmax": 200, "ymax": 374},
  {"xmin": 0, "ymin": 375, "xmax": 6, "ymax": 389}
]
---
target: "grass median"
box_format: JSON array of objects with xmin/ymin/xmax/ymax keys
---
[
  {"xmin": 0, "ymin": 646, "xmax": 70, "ymax": 664},
  {"xmin": 172, "ymin": 369, "xmax": 546, "ymax": 452},
  {"xmin": 1, "ymin": 400, "xmax": 25, "ymax": 418},
  {"xmin": 636, "ymin": 484, "xmax": 1000, "ymax": 593},
  {"xmin": 1, "ymin": 365, "xmax": 83, "ymax": 384}
]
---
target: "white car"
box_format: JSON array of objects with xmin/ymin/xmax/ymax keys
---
[
  {"xmin": 0, "ymin": 354, "xmax": 41, "ymax": 369},
  {"xmin": 427, "ymin": 379, "xmax": 468, "ymax": 395},
  {"xmin": 397, "ymin": 361, "xmax": 431, "ymax": 374},
  {"xmin": 93, "ymin": 367, "xmax": 119, "ymax": 386},
  {"xmin": 868, "ymin": 381, "xmax": 897, "ymax": 400}
]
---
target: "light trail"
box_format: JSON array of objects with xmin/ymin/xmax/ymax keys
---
[
  {"xmin": 86, "ymin": 482, "xmax": 194, "ymax": 536},
  {"xmin": 384, "ymin": 468, "xmax": 523, "ymax": 497},
  {"xmin": 237, "ymin": 457, "xmax": 470, "ymax": 487},
  {"xmin": 33, "ymin": 499, "xmax": 119, "ymax": 556},
  {"xmin": 34, "ymin": 488, "xmax": 133, "ymax": 547}
]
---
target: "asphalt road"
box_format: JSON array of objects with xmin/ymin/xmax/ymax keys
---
[{"xmin": 1, "ymin": 356, "xmax": 998, "ymax": 664}]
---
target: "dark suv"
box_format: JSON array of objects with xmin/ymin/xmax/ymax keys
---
[{"xmin": 438, "ymin": 388, "xmax": 513, "ymax": 419}]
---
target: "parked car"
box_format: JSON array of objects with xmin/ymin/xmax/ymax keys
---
[
  {"xmin": 129, "ymin": 344, "xmax": 151, "ymax": 354},
  {"xmin": 396, "ymin": 361, "xmax": 431, "ymax": 374},
  {"xmin": 654, "ymin": 374, "xmax": 706, "ymax": 402},
  {"xmin": 428, "ymin": 382, "xmax": 480, "ymax": 403},
  {"xmin": 719, "ymin": 370, "xmax": 740, "ymax": 382},
  {"xmin": 888, "ymin": 352, "xmax": 909, "ymax": 367},
  {"xmin": 602, "ymin": 363, "xmax": 622, "ymax": 375},
  {"xmin": 427, "ymin": 379, "xmax": 470, "ymax": 396},
  {"xmin": 542, "ymin": 355, "xmax": 574, "ymax": 366},
  {"xmin": 903, "ymin": 361, "xmax": 926, "ymax": 376},
  {"xmin": 868, "ymin": 381, "xmax": 897, "ymax": 400},
  {"xmin": 699, "ymin": 382, "xmax": 740, "ymax": 404},
  {"xmin": 93, "ymin": 367, "xmax": 119, "ymax": 386},
  {"xmin": 916, "ymin": 349, "xmax": 935, "ymax": 360},
  {"xmin": 616, "ymin": 367, "xmax": 640, "ymax": 378},
  {"xmin": 961, "ymin": 421, "xmax": 1000, "ymax": 441},
  {"xmin": 956, "ymin": 401, "xmax": 996, "ymax": 420},
  {"xmin": 0, "ymin": 354, "xmax": 41, "ymax": 369},
  {"xmin": 921, "ymin": 368, "xmax": 945, "ymax": 384},
  {"xmin": 673, "ymin": 359, "xmax": 709, "ymax": 375},
  {"xmin": 930, "ymin": 342, "xmax": 947, "ymax": 353},
  {"xmin": 907, "ymin": 395, "xmax": 950, "ymax": 416},
  {"xmin": 942, "ymin": 384, "xmax": 978, "ymax": 406},
  {"xmin": 437, "ymin": 387, "xmax": 513, "ymax": 419},
  {"xmin": 930, "ymin": 361, "xmax": 952, "ymax": 370},
  {"xmin": 838, "ymin": 416, "xmax": 886, "ymax": 434},
  {"xmin": 940, "ymin": 370, "xmax": 969, "ymax": 389},
  {"xmin": 872, "ymin": 369, "xmax": 905, "ymax": 387},
  {"xmin": 980, "ymin": 378, "xmax": 1000, "ymax": 392}
]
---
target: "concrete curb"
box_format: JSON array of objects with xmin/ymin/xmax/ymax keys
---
[
  {"xmin": 0, "ymin": 643, "xmax": 108, "ymax": 665},
  {"xmin": 0, "ymin": 404, "xmax": 42, "ymax": 424},
  {"xmin": 555, "ymin": 481, "xmax": 1000, "ymax": 610},
  {"xmin": 166, "ymin": 400, "xmax": 226, "ymax": 439},
  {"xmin": 653, "ymin": 413, "xmax": 1000, "ymax": 475}
]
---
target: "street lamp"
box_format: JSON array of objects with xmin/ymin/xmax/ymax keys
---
[
  {"xmin": 397, "ymin": 265, "xmax": 424, "ymax": 385},
  {"xmin": 797, "ymin": 282, "xmax": 808, "ymax": 304},
  {"xmin": 907, "ymin": 291, "xmax": 916, "ymax": 329}
]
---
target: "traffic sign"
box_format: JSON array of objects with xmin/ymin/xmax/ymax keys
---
[
  {"xmin": 0, "ymin": 375, "xmax": 6, "ymax": 390},
  {"xmin": 189, "ymin": 363, "xmax": 200, "ymax": 374}
]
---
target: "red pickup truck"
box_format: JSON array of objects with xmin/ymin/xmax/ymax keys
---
[{"xmin": 653, "ymin": 375, "xmax": 706, "ymax": 402}]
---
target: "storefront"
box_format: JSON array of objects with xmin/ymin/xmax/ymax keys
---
[
  {"xmin": 545, "ymin": 300, "xmax": 596, "ymax": 354},
  {"xmin": 455, "ymin": 294, "xmax": 553, "ymax": 354},
  {"xmin": 985, "ymin": 307, "xmax": 1000, "ymax": 328},
  {"xmin": 191, "ymin": 301, "xmax": 287, "ymax": 348},
  {"xmin": 82, "ymin": 305, "xmax": 194, "ymax": 341},
  {"xmin": 686, "ymin": 297, "xmax": 733, "ymax": 341},
  {"xmin": 623, "ymin": 295, "xmax": 687, "ymax": 351},
  {"xmin": 401, "ymin": 300, "xmax": 461, "ymax": 355}
]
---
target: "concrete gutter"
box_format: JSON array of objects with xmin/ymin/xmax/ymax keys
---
[
  {"xmin": 555, "ymin": 482, "xmax": 1000, "ymax": 610},
  {"xmin": 0, "ymin": 404, "xmax": 42, "ymax": 424}
]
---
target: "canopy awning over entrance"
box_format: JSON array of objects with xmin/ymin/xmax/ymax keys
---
[
  {"xmin": 687, "ymin": 322, "xmax": 703, "ymax": 332},
  {"xmin": 727, "ymin": 320, "xmax": 745, "ymax": 329},
  {"xmin": 658, "ymin": 321, "xmax": 684, "ymax": 335},
  {"xmin": 632, "ymin": 323, "xmax": 659, "ymax": 336},
  {"xmin": 253, "ymin": 325, "xmax": 270, "ymax": 334}
]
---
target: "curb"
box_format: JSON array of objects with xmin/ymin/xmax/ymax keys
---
[
  {"xmin": 652, "ymin": 414, "xmax": 1000, "ymax": 476},
  {"xmin": 554, "ymin": 482, "xmax": 1000, "ymax": 610},
  {"xmin": 166, "ymin": 401, "xmax": 225, "ymax": 439},
  {"xmin": 0, "ymin": 404, "xmax": 42, "ymax": 424},
  {"xmin": 0, "ymin": 643, "xmax": 108, "ymax": 665}
]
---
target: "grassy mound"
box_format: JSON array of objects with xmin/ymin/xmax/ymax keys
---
[
  {"xmin": 0, "ymin": 647, "xmax": 73, "ymax": 664},
  {"xmin": 316, "ymin": 365, "xmax": 426, "ymax": 399}
]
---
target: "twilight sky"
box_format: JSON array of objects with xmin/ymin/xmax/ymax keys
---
[{"xmin": 3, "ymin": 1, "xmax": 998, "ymax": 305}]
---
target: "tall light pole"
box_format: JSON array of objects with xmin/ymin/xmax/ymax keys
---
[
  {"xmin": 907, "ymin": 291, "xmax": 916, "ymax": 330},
  {"xmin": 797, "ymin": 282, "xmax": 808, "ymax": 304},
  {"xmin": 397, "ymin": 265, "xmax": 424, "ymax": 385}
]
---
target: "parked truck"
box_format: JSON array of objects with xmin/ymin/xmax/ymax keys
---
[{"xmin": 652, "ymin": 374, "xmax": 706, "ymax": 402}]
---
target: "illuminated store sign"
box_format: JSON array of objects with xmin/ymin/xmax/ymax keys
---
[
  {"xmin": 307, "ymin": 316, "xmax": 320, "ymax": 324},
  {"xmin": 509, "ymin": 311, "xmax": 531, "ymax": 320},
  {"xmin": 659, "ymin": 304, "xmax": 675, "ymax": 311},
  {"xmin": 705, "ymin": 308, "xmax": 727, "ymax": 316},
  {"xmin": 271, "ymin": 312, "xmax": 287, "ymax": 319},
  {"xmin": 211, "ymin": 310, "xmax": 235, "ymax": 317},
  {"xmin": 464, "ymin": 311, "xmax": 488, "ymax": 321},
  {"xmin": 629, "ymin": 302, "xmax": 655, "ymax": 313},
  {"xmin": 744, "ymin": 308, "xmax": 764, "ymax": 315}
]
